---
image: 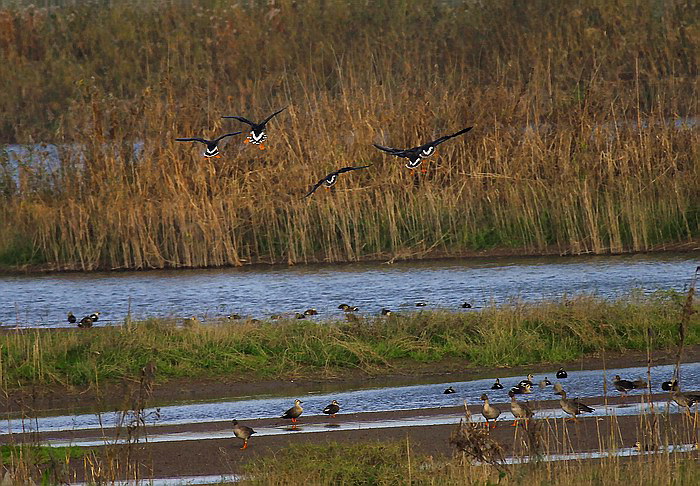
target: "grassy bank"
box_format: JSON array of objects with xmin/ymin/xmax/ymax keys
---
[
  {"xmin": 242, "ymin": 440, "xmax": 700, "ymax": 486},
  {"xmin": 0, "ymin": 0, "xmax": 697, "ymax": 270},
  {"xmin": 1, "ymin": 293, "xmax": 697, "ymax": 390}
]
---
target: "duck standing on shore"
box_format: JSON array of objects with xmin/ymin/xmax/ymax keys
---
[
  {"xmin": 232, "ymin": 419, "xmax": 256, "ymax": 450},
  {"xmin": 508, "ymin": 390, "xmax": 534, "ymax": 426},
  {"xmin": 323, "ymin": 400, "xmax": 341, "ymax": 418},
  {"xmin": 282, "ymin": 399, "xmax": 304, "ymax": 424},
  {"xmin": 480, "ymin": 393, "xmax": 501, "ymax": 429},
  {"xmin": 669, "ymin": 382, "xmax": 700, "ymax": 415},
  {"xmin": 554, "ymin": 383, "xmax": 594, "ymax": 422}
]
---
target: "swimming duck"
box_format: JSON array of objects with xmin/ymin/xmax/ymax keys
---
[
  {"xmin": 78, "ymin": 315, "xmax": 94, "ymax": 328},
  {"xmin": 509, "ymin": 383, "xmax": 532, "ymax": 395},
  {"xmin": 539, "ymin": 377, "xmax": 552, "ymax": 389},
  {"xmin": 480, "ymin": 393, "xmax": 501, "ymax": 428},
  {"xmin": 518, "ymin": 374, "xmax": 535, "ymax": 388},
  {"xmin": 490, "ymin": 378, "xmax": 504, "ymax": 390},
  {"xmin": 556, "ymin": 367, "xmax": 568, "ymax": 379},
  {"xmin": 612, "ymin": 375, "xmax": 643, "ymax": 396},
  {"xmin": 281, "ymin": 399, "xmax": 303, "ymax": 423},
  {"xmin": 338, "ymin": 304, "xmax": 359, "ymax": 312},
  {"xmin": 304, "ymin": 165, "xmax": 371, "ymax": 198},
  {"xmin": 554, "ymin": 384, "xmax": 594, "ymax": 421},
  {"xmin": 175, "ymin": 132, "xmax": 243, "ymax": 158},
  {"xmin": 373, "ymin": 126, "xmax": 473, "ymax": 173},
  {"xmin": 232, "ymin": 419, "xmax": 256, "ymax": 450},
  {"xmin": 303, "ymin": 309, "xmax": 318, "ymax": 316},
  {"xmin": 226, "ymin": 314, "xmax": 242, "ymax": 320},
  {"xmin": 294, "ymin": 313, "xmax": 306, "ymax": 319},
  {"xmin": 460, "ymin": 302, "xmax": 472, "ymax": 308},
  {"xmin": 381, "ymin": 308, "xmax": 392, "ymax": 316},
  {"xmin": 89, "ymin": 312, "xmax": 100, "ymax": 322},
  {"xmin": 444, "ymin": 386, "xmax": 456, "ymax": 394},
  {"xmin": 415, "ymin": 302, "xmax": 427, "ymax": 307},
  {"xmin": 323, "ymin": 400, "xmax": 340, "ymax": 417},
  {"xmin": 661, "ymin": 379, "xmax": 677, "ymax": 391},
  {"xmin": 508, "ymin": 390, "xmax": 534, "ymax": 426},
  {"xmin": 67, "ymin": 312, "xmax": 76, "ymax": 324},
  {"xmin": 222, "ymin": 107, "xmax": 287, "ymax": 150}
]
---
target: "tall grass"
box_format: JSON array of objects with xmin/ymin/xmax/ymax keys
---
[
  {"xmin": 242, "ymin": 438, "xmax": 700, "ymax": 486},
  {"xmin": 0, "ymin": 0, "xmax": 697, "ymax": 270},
  {"xmin": 1, "ymin": 293, "xmax": 697, "ymax": 389}
]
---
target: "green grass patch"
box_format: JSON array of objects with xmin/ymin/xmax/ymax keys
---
[
  {"xmin": 0, "ymin": 292, "xmax": 697, "ymax": 390},
  {"xmin": 0, "ymin": 445, "xmax": 87, "ymax": 464}
]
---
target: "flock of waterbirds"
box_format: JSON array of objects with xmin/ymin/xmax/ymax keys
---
[
  {"xmin": 66, "ymin": 300, "xmax": 472, "ymax": 327},
  {"xmin": 174, "ymin": 106, "xmax": 474, "ymax": 197},
  {"xmin": 229, "ymin": 368, "xmax": 700, "ymax": 451}
]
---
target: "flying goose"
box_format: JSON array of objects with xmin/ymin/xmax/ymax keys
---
[
  {"xmin": 175, "ymin": 132, "xmax": 242, "ymax": 157},
  {"xmin": 222, "ymin": 107, "xmax": 287, "ymax": 150},
  {"xmin": 304, "ymin": 165, "xmax": 371, "ymax": 198},
  {"xmin": 373, "ymin": 126, "xmax": 473, "ymax": 172}
]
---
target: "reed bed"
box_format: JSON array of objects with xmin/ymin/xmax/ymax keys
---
[
  {"xmin": 1, "ymin": 293, "xmax": 697, "ymax": 389},
  {"xmin": 0, "ymin": 0, "xmax": 697, "ymax": 270}
]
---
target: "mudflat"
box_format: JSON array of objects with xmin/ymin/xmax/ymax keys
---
[{"xmin": 3, "ymin": 345, "xmax": 698, "ymax": 415}]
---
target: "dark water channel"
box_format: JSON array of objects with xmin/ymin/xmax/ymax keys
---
[{"xmin": 2, "ymin": 253, "xmax": 698, "ymax": 327}]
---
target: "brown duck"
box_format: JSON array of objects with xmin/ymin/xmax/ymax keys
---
[
  {"xmin": 508, "ymin": 390, "xmax": 534, "ymax": 426},
  {"xmin": 281, "ymin": 399, "xmax": 304, "ymax": 423},
  {"xmin": 480, "ymin": 393, "xmax": 501, "ymax": 428},
  {"xmin": 232, "ymin": 419, "xmax": 256, "ymax": 450},
  {"xmin": 554, "ymin": 383, "xmax": 594, "ymax": 422}
]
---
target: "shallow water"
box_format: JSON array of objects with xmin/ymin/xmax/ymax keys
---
[
  {"xmin": 4, "ymin": 362, "xmax": 698, "ymax": 437},
  {"xmin": 2, "ymin": 253, "xmax": 698, "ymax": 327},
  {"xmin": 36, "ymin": 400, "xmax": 691, "ymax": 448}
]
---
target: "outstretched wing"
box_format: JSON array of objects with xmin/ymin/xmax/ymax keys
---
[
  {"xmin": 423, "ymin": 126, "xmax": 473, "ymax": 148},
  {"xmin": 261, "ymin": 106, "xmax": 287, "ymax": 125},
  {"xmin": 213, "ymin": 131, "xmax": 243, "ymax": 143},
  {"xmin": 373, "ymin": 144, "xmax": 407, "ymax": 156},
  {"xmin": 176, "ymin": 137, "xmax": 208, "ymax": 144},
  {"xmin": 336, "ymin": 164, "xmax": 372, "ymax": 174},
  {"xmin": 304, "ymin": 176, "xmax": 329, "ymax": 198},
  {"xmin": 221, "ymin": 116, "xmax": 256, "ymax": 127}
]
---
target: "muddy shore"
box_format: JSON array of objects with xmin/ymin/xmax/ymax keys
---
[
  {"xmin": 10, "ymin": 405, "xmax": 699, "ymax": 481},
  {"xmin": 3, "ymin": 345, "xmax": 698, "ymax": 415}
]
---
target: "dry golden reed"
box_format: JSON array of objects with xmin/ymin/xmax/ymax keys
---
[{"xmin": 0, "ymin": 0, "xmax": 697, "ymax": 270}]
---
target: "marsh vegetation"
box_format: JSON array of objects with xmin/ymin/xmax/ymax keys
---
[
  {"xmin": 1, "ymin": 293, "xmax": 697, "ymax": 390},
  {"xmin": 0, "ymin": 0, "xmax": 697, "ymax": 270}
]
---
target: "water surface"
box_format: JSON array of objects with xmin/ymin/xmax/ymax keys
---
[{"xmin": 2, "ymin": 253, "xmax": 698, "ymax": 327}]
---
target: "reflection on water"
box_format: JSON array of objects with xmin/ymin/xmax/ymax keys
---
[
  {"xmin": 1, "ymin": 253, "xmax": 698, "ymax": 327},
  {"xmin": 4, "ymin": 362, "xmax": 698, "ymax": 436}
]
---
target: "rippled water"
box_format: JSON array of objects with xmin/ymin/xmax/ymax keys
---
[
  {"xmin": 4, "ymin": 362, "xmax": 698, "ymax": 436},
  {"xmin": 2, "ymin": 253, "xmax": 698, "ymax": 327}
]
